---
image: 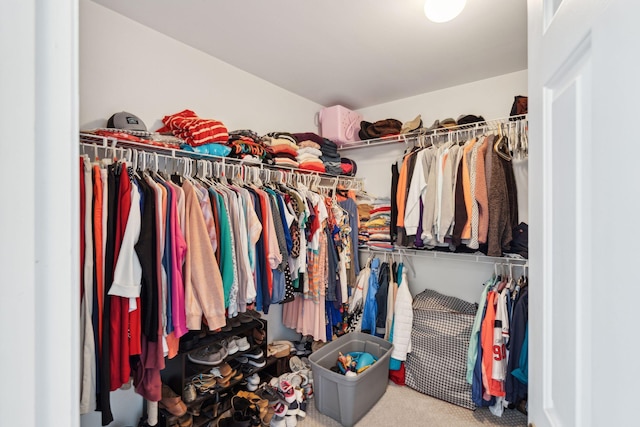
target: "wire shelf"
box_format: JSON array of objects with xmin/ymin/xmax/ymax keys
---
[
  {"xmin": 338, "ymin": 114, "xmax": 528, "ymax": 151},
  {"xmin": 79, "ymin": 133, "xmax": 364, "ymax": 188}
]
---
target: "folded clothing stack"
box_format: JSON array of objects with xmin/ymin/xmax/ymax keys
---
[
  {"xmin": 366, "ymin": 200, "xmax": 392, "ymax": 250},
  {"xmin": 296, "ymin": 140, "xmax": 325, "ymax": 173},
  {"xmin": 156, "ymin": 109, "xmax": 229, "ymax": 147},
  {"xmin": 357, "ymin": 203, "xmax": 373, "ymax": 247},
  {"xmin": 319, "ymin": 138, "xmax": 342, "ymax": 175},
  {"xmin": 263, "ymin": 133, "xmax": 299, "ymax": 168},
  {"xmin": 227, "ymin": 129, "xmax": 267, "ymax": 163},
  {"xmin": 340, "ymin": 158, "xmax": 357, "ymax": 177}
]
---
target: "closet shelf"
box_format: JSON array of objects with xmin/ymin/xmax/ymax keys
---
[
  {"xmin": 359, "ymin": 246, "xmax": 528, "ymax": 266},
  {"xmin": 337, "ymin": 114, "xmax": 528, "ymax": 151},
  {"xmin": 79, "ymin": 133, "xmax": 363, "ymax": 187}
]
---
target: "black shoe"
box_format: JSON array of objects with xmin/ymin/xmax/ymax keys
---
[
  {"xmin": 244, "ymin": 347, "xmax": 264, "ymax": 359},
  {"xmin": 237, "ymin": 312, "xmax": 255, "ymax": 324},
  {"xmin": 246, "ymin": 356, "xmax": 266, "ymax": 368}
]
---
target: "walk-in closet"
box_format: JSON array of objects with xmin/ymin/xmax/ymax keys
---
[{"xmin": 3, "ymin": 1, "xmax": 640, "ymax": 427}]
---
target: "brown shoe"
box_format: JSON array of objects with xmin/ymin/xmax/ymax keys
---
[
  {"xmin": 159, "ymin": 384, "xmax": 187, "ymax": 417},
  {"xmin": 253, "ymin": 327, "xmax": 266, "ymax": 346},
  {"xmin": 177, "ymin": 412, "xmax": 193, "ymax": 427}
]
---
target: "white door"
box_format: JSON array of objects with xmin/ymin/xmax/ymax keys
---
[
  {"xmin": 0, "ymin": 1, "xmax": 79, "ymax": 427},
  {"xmin": 528, "ymin": 0, "xmax": 640, "ymax": 426}
]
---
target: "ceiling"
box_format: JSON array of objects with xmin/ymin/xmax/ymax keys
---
[{"xmin": 92, "ymin": 0, "xmax": 528, "ymax": 110}]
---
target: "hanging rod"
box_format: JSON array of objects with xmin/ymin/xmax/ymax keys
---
[
  {"xmin": 337, "ymin": 114, "xmax": 528, "ymax": 151},
  {"xmin": 359, "ymin": 246, "xmax": 528, "ymax": 266},
  {"xmin": 79, "ymin": 133, "xmax": 364, "ymax": 189}
]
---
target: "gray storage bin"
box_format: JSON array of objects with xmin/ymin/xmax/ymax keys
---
[{"xmin": 308, "ymin": 332, "xmax": 393, "ymax": 427}]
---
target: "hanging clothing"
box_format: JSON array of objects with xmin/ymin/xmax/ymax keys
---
[
  {"xmin": 79, "ymin": 146, "xmax": 363, "ymax": 424},
  {"xmin": 469, "ymin": 271, "xmax": 529, "ymax": 413},
  {"xmin": 361, "ymin": 258, "xmax": 380, "ymax": 334},
  {"xmin": 389, "ymin": 124, "xmax": 527, "ymax": 258},
  {"xmin": 390, "ymin": 267, "xmax": 412, "ymax": 363}
]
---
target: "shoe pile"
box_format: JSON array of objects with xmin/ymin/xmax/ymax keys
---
[
  {"xmin": 290, "ymin": 336, "xmax": 313, "ymax": 357},
  {"xmin": 262, "ymin": 356, "xmax": 313, "ymax": 427},
  {"xmin": 216, "ymin": 394, "xmax": 266, "ymax": 427},
  {"xmin": 266, "ymin": 341, "xmax": 293, "ymax": 359}
]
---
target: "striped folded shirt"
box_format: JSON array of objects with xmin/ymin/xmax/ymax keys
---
[{"xmin": 157, "ymin": 109, "xmax": 228, "ymax": 147}]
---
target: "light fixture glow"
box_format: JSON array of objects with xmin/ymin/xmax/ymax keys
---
[{"xmin": 424, "ymin": 0, "xmax": 467, "ymax": 23}]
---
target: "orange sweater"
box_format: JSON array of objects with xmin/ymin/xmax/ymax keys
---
[
  {"xmin": 396, "ymin": 154, "xmax": 413, "ymax": 228},
  {"xmin": 461, "ymin": 138, "xmax": 477, "ymax": 239}
]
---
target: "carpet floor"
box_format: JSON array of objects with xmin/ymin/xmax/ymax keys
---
[{"xmin": 303, "ymin": 381, "xmax": 527, "ymax": 426}]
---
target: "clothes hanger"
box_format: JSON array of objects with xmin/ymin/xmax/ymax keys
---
[{"xmin": 494, "ymin": 123, "xmax": 512, "ymax": 161}]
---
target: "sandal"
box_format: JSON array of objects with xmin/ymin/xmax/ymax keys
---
[{"xmin": 191, "ymin": 373, "xmax": 220, "ymax": 393}]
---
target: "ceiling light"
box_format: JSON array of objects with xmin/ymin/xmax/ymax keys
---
[{"xmin": 424, "ymin": 0, "xmax": 466, "ymax": 23}]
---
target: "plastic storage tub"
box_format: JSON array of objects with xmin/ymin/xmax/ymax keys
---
[
  {"xmin": 308, "ymin": 332, "xmax": 393, "ymax": 427},
  {"xmin": 318, "ymin": 105, "xmax": 362, "ymax": 146}
]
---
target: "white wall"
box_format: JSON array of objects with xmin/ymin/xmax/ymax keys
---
[
  {"xmin": 80, "ymin": 2, "xmax": 320, "ymax": 425},
  {"xmin": 349, "ymin": 70, "xmax": 528, "ymax": 304},
  {"xmin": 80, "ymin": 0, "xmax": 322, "ymax": 134},
  {"xmin": 350, "ymin": 70, "xmax": 528, "ymax": 199}
]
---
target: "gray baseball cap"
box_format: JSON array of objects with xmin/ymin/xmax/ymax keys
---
[{"xmin": 107, "ymin": 111, "xmax": 147, "ymax": 131}]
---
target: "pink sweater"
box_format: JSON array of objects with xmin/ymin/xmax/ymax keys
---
[
  {"xmin": 182, "ymin": 180, "xmax": 226, "ymax": 330},
  {"xmin": 167, "ymin": 183, "xmax": 188, "ymax": 337}
]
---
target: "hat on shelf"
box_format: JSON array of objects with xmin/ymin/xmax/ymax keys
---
[
  {"xmin": 456, "ymin": 114, "xmax": 486, "ymax": 126},
  {"xmin": 107, "ymin": 111, "xmax": 147, "ymax": 131},
  {"xmin": 400, "ymin": 115, "xmax": 423, "ymax": 134},
  {"xmin": 425, "ymin": 119, "xmax": 441, "ymax": 132},
  {"xmin": 439, "ymin": 118, "xmax": 457, "ymax": 128},
  {"xmin": 358, "ymin": 118, "xmax": 402, "ymax": 140}
]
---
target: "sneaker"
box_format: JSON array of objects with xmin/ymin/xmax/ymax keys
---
[
  {"xmin": 278, "ymin": 380, "xmax": 295, "ymax": 404},
  {"xmin": 273, "ymin": 402, "xmax": 288, "ymax": 417},
  {"xmin": 284, "ymin": 414, "xmax": 297, "ymax": 427},
  {"xmin": 292, "ymin": 342, "xmax": 307, "ymax": 356},
  {"xmin": 296, "ymin": 401, "xmax": 306, "ymax": 420},
  {"xmin": 222, "ymin": 338, "xmax": 239, "ymax": 355},
  {"xmin": 245, "ymin": 347, "xmax": 265, "ymax": 359},
  {"xmin": 288, "ymin": 356, "xmax": 305, "ymax": 373},
  {"xmin": 286, "ymin": 400, "xmax": 299, "ymax": 416},
  {"xmin": 187, "ymin": 343, "xmax": 228, "ymax": 366},
  {"xmin": 235, "ymin": 336, "xmax": 251, "ymax": 352},
  {"xmin": 247, "ymin": 373, "xmax": 261, "ymax": 385},
  {"xmin": 302, "ymin": 383, "xmax": 313, "ymax": 399},
  {"xmin": 247, "ymin": 356, "xmax": 266, "ymax": 368},
  {"xmin": 280, "ymin": 373, "xmax": 301, "ymax": 388},
  {"xmin": 270, "ymin": 415, "xmax": 286, "ymax": 427}
]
